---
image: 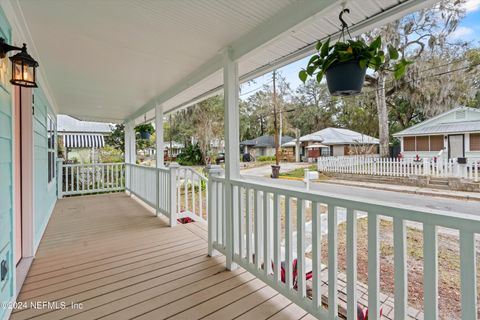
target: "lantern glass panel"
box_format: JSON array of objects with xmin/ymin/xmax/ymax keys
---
[{"xmin": 10, "ymin": 58, "xmax": 37, "ymax": 87}]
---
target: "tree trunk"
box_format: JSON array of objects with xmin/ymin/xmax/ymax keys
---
[{"xmin": 375, "ymin": 72, "xmax": 390, "ymax": 157}]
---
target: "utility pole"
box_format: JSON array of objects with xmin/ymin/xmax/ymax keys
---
[
  {"xmin": 169, "ymin": 115, "xmax": 173, "ymax": 161},
  {"xmin": 272, "ymin": 70, "xmax": 279, "ymax": 166}
]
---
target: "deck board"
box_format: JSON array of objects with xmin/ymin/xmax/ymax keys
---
[{"xmin": 11, "ymin": 193, "xmax": 309, "ymax": 320}]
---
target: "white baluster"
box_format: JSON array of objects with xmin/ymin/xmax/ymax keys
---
[
  {"xmin": 346, "ymin": 208, "xmax": 357, "ymax": 319},
  {"xmin": 328, "ymin": 205, "xmax": 338, "ymax": 319}
]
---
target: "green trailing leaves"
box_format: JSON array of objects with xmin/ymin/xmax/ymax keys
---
[
  {"xmin": 299, "ymin": 70, "xmax": 308, "ymax": 83},
  {"xmin": 320, "ymin": 38, "xmax": 330, "ymax": 58},
  {"xmin": 369, "ymin": 36, "xmax": 381, "ymax": 51},
  {"xmin": 393, "ymin": 58, "xmax": 412, "ymax": 79},
  {"xmin": 388, "ymin": 45, "xmax": 399, "ymax": 60},
  {"xmin": 299, "ymin": 35, "xmax": 412, "ymax": 88}
]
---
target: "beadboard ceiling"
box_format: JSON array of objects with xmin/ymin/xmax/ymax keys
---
[{"xmin": 14, "ymin": 0, "xmax": 437, "ymax": 123}]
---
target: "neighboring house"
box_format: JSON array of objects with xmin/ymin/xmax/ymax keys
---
[
  {"xmin": 57, "ymin": 115, "xmax": 112, "ymax": 163},
  {"xmin": 209, "ymin": 138, "xmax": 225, "ymax": 153},
  {"xmin": 240, "ymin": 135, "xmax": 294, "ymax": 157},
  {"xmin": 165, "ymin": 141, "xmax": 185, "ymax": 157},
  {"xmin": 149, "ymin": 141, "xmax": 185, "ymax": 158},
  {"xmin": 282, "ymin": 127, "xmax": 379, "ymax": 161},
  {"xmin": 393, "ymin": 106, "xmax": 480, "ymax": 160}
]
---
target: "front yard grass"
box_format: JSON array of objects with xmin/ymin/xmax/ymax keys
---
[{"xmin": 279, "ymin": 165, "xmax": 328, "ymax": 179}]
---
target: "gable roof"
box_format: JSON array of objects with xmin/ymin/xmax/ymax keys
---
[
  {"xmin": 393, "ymin": 106, "xmax": 480, "ymax": 137},
  {"xmin": 57, "ymin": 115, "xmax": 112, "ymax": 134},
  {"xmin": 240, "ymin": 135, "xmax": 293, "ymax": 148},
  {"xmin": 282, "ymin": 127, "xmax": 378, "ymax": 147}
]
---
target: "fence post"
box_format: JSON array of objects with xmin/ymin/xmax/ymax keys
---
[
  {"xmin": 205, "ymin": 164, "xmax": 224, "ymax": 257},
  {"xmin": 57, "ymin": 159, "xmax": 64, "ymax": 199},
  {"xmin": 169, "ymin": 162, "xmax": 180, "ymax": 227},
  {"xmin": 423, "ymin": 158, "xmax": 429, "ymax": 176}
]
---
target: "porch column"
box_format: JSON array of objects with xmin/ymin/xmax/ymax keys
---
[
  {"xmin": 223, "ymin": 47, "xmax": 240, "ymax": 270},
  {"xmin": 155, "ymin": 104, "xmax": 165, "ymax": 168},
  {"xmin": 124, "ymin": 121, "xmax": 136, "ymax": 191}
]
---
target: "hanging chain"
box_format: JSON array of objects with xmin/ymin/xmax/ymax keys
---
[{"xmin": 339, "ymin": 8, "xmax": 352, "ymax": 42}]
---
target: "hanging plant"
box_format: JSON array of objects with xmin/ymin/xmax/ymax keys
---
[
  {"xmin": 299, "ymin": 9, "xmax": 411, "ymax": 96},
  {"xmin": 135, "ymin": 123, "xmax": 154, "ymax": 140}
]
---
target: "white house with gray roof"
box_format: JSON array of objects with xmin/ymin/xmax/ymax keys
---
[
  {"xmin": 393, "ymin": 106, "xmax": 480, "ymax": 160},
  {"xmin": 282, "ymin": 127, "xmax": 379, "ymax": 160}
]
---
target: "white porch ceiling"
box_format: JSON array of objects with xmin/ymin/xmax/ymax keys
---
[{"xmin": 14, "ymin": 0, "xmax": 437, "ymax": 123}]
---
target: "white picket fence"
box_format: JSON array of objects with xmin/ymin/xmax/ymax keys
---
[
  {"xmin": 208, "ymin": 173, "xmax": 480, "ymax": 319},
  {"xmin": 58, "ymin": 162, "xmax": 125, "ymax": 197},
  {"xmin": 318, "ymin": 156, "xmax": 480, "ymax": 182}
]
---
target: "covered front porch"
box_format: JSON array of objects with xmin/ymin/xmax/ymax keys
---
[
  {"xmin": 1, "ymin": 0, "xmax": 479, "ymax": 319},
  {"xmin": 12, "ymin": 193, "xmax": 313, "ymax": 320}
]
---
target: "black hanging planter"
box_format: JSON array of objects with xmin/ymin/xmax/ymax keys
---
[
  {"xmin": 325, "ymin": 60, "xmax": 367, "ymax": 96},
  {"xmin": 139, "ymin": 131, "xmax": 151, "ymax": 140}
]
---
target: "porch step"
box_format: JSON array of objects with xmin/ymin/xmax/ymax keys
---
[
  {"xmin": 426, "ymin": 184, "xmax": 450, "ymax": 190},
  {"xmin": 428, "ymin": 178, "xmax": 449, "ymax": 186}
]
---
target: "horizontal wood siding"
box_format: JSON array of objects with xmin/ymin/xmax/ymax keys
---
[
  {"xmin": 0, "ymin": 6, "xmax": 13, "ymax": 319},
  {"xmin": 33, "ymin": 88, "xmax": 57, "ymax": 249}
]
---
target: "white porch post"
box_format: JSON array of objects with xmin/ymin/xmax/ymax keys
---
[
  {"xmin": 155, "ymin": 104, "xmax": 165, "ymax": 168},
  {"xmin": 223, "ymin": 47, "xmax": 240, "ymax": 270},
  {"xmin": 57, "ymin": 159, "xmax": 64, "ymax": 199},
  {"xmin": 124, "ymin": 121, "xmax": 136, "ymax": 192},
  {"xmin": 168, "ymin": 162, "xmax": 179, "ymax": 227}
]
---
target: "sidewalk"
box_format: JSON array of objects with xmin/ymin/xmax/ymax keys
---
[{"xmin": 319, "ymin": 179, "xmax": 480, "ymax": 202}]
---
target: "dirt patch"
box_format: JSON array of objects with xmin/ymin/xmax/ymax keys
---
[{"xmin": 313, "ymin": 217, "xmax": 480, "ymax": 319}]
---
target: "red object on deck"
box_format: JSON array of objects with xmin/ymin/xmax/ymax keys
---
[{"xmin": 177, "ymin": 217, "xmax": 194, "ymax": 224}]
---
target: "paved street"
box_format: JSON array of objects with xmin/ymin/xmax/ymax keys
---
[
  {"xmin": 240, "ymin": 162, "xmax": 311, "ymax": 177},
  {"xmin": 241, "ymin": 171, "xmax": 480, "ymax": 216}
]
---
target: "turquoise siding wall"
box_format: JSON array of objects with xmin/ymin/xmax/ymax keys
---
[
  {"xmin": 0, "ymin": 7, "xmax": 57, "ymax": 317},
  {"xmin": 33, "ymin": 88, "xmax": 57, "ymax": 249},
  {"xmin": 0, "ymin": 7, "xmax": 13, "ymax": 320}
]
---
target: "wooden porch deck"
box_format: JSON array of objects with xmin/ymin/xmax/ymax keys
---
[{"xmin": 11, "ymin": 193, "xmax": 315, "ymax": 320}]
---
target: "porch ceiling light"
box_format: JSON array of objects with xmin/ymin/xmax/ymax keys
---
[{"xmin": 0, "ymin": 38, "xmax": 39, "ymax": 88}]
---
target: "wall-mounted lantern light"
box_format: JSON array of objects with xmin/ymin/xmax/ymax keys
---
[{"xmin": 0, "ymin": 38, "xmax": 39, "ymax": 88}]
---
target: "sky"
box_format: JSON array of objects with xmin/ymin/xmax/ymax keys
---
[{"xmin": 240, "ymin": 0, "xmax": 480, "ymax": 100}]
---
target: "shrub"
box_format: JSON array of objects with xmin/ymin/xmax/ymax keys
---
[
  {"xmin": 177, "ymin": 143, "xmax": 203, "ymax": 166},
  {"xmin": 257, "ymin": 155, "xmax": 276, "ymax": 162}
]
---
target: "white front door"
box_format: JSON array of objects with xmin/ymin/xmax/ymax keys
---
[{"xmin": 448, "ymin": 135, "xmax": 464, "ymax": 159}]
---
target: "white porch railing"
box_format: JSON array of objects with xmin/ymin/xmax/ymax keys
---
[
  {"xmin": 318, "ymin": 156, "xmax": 480, "ymax": 182},
  {"xmin": 208, "ymin": 174, "xmax": 480, "ymax": 319},
  {"xmin": 59, "ymin": 162, "xmax": 125, "ymax": 197},
  {"xmin": 125, "ymin": 163, "xmax": 208, "ymax": 225},
  {"xmin": 177, "ymin": 166, "xmax": 208, "ymax": 223}
]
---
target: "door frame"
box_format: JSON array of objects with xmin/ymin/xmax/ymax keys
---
[
  {"xmin": 13, "ymin": 87, "xmax": 34, "ymax": 297},
  {"xmin": 448, "ymin": 134, "xmax": 465, "ymax": 159}
]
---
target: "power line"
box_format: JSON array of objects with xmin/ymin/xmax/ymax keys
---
[
  {"xmin": 240, "ymin": 79, "xmax": 273, "ymax": 96},
  {"xmin": 360, "ymin": 60, "xmax": 480, "ymax": 96}
]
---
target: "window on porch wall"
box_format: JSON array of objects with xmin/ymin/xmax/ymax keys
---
[
  {"xmin": 404, "ymin": 137, "xmax": 415, "ymax": 151},
  {"xmin": 470, "ymin": 133, "xmax": 480, "ymax": 151},
  {"xmin": 416, "ymin": 136, "xmax": 429, "ymax": 151},
  {"xmin": 47, "ymin": 114, "xmax": 56, "ymax": 183},
  {"xmin": 429, "ymin": 135, "xmax": 444, "ymax": 151}
]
